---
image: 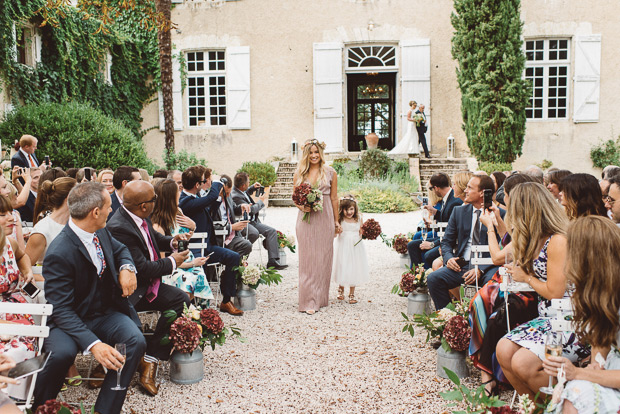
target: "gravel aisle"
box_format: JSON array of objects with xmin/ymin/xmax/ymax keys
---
[{"xmin": 64, "ymin": 207, "xmax": 482, "ymax": 413}]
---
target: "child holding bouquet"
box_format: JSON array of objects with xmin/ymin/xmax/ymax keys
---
[{"xmin": 332, "ymin": 195, "xmax": 369, "ymax": 304}]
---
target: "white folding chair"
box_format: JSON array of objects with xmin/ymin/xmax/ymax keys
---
[
  {"xmin": 189, "ymin": 232, "xmax": 224, "ymax": 308},
  {"xmin": 432, "ymin": 221, "xmax": 449, "ymax": 241},
  {"xmin": 0, "ymin": 302, "xmax": 53, "ymax": 410},
  {"xmin": 465, "ymin": 245, "xmax": 494, "ymax": 301}
]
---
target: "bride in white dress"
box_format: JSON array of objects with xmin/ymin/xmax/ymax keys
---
[{"xmin": 389, "ymin": 100, "xmax": 420, "ymax": 155}]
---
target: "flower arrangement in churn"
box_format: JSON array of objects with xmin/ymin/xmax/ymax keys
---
[
  {"xmin": 391, "ymin": 233, "xmax": 409, "ymax": 255},
  {"xmin": 161, "ymin": 304, "xmax": 244, "ymax": 352},
  {"xmin": 235, "ymin": 256, "xmax": 283, "ymax": 289},
  {"xmin": 31, "ymin": 400, "xmax": 86, "ymax": 414},
  {"xmin": 292, "ymin": 182, "xmax": 323, "ymax": 223},
  {"xmin": 277, "ymin": 230, "xmax": 296, "ymax": 253},
  {"xmin": 355, "ymin": 218, "xmax": 382, "ymax": 246},
  {"xmin": 392, "ymin": 264, "xmax": 431, "ymax": 295}
]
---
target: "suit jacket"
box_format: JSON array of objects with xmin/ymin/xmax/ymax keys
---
[
  {"xmin": 43, "ymin": 224, "xmax": 137, "ymax": 351},
  {"xmin": 17, "ymin": 191, "xmax": 36, "ymax": 223},
  {"xmin": 415, "ymin": 109, "xmax": 428, "ymax": 134},
  {"xmin": 108, "ymin": 191, "xmax": 122, "ymax": 221},
  {"xmin": 434, "ymin": 189, "xmax": 463, "ymax": 223},
  {"xmin": 210, "ymin": 194, "xmax": 242, "ymax": 245},
  {"xmin": 107, "ymin": 207, "xmax": 174, "ymax": 305},
  {"xmin": 440, "ymin": 204, "xmax": 506, "ymax": 271},
  {"xmin": 231, "ymin": 187, "xmax": 264, "ymax": 223},
  {"xmin": 178, "ymin": 182, "xmax": 224, "ymax": 248},
  {"xmin": 10, "ymin": 150, "xmax": 38, "ymax": 169}
]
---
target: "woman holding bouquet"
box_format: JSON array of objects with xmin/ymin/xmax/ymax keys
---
[{"xmin": 293, "ymin": 139, "xmax": 341, "ymax": 315}]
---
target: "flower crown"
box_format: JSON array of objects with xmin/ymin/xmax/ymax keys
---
[
  {"xmin": 340, "ymin": 195, "xmax": 357, "ymax": 203},
  {"xmin": 302, "ymin": 139, "xmax": 327, "ymax": 151}
]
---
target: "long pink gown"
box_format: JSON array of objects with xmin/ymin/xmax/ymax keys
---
[{"xmin": 296, "ymin": 167, "xmax": 335, "ymax": 312}]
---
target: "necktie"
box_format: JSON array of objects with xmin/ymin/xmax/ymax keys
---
[
  {"xmin": 93, "ymin": 233, "xmax": 107, "ymax": 278},
  {"xmin": 28, "ymin": 154, "xmax": 36, "ymax": 167},
  {"xmin": 224, "ymin": 199, "xmax": 235, "ymax": 245},
  {"xmin": 141, "ymin": 220, "xmax": 160, "ymax": 302},
  {"xmin": 472, "ymin": 209, "xmax": 482, "ymax": 246}
]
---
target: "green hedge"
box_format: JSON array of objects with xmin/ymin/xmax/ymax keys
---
[
  {"xmin": 164, "ymin": 149, "xmax": 207, "ymax": 171},
  {"xmin": 591, "ymin": 138, "xmax": 620, "ymax": 169},
  {"xmin": 350, "ymin": 187, "xmax": 417, "ymax": 213},
  {"xmin": 477, "ymin": 161, "xmax": 513, "ymax": 175},
  {"xmin": 0, "ymin": 102, "xmax": 156, "ymax": 171},
  {"xmin": 237, "ymin": 161, "xmax": 277, "ymax": 186}
]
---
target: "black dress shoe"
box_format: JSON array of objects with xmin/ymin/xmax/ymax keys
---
[{"xmin": 267, "ymin": 261, "xmax": 288, "ymax": 270}]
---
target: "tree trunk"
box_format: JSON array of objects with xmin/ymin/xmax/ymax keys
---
[{"xmin": 156, "ymin": 0, "xmax": 175, "ymax": 153}]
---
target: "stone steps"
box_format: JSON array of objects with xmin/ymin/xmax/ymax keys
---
[
  {"xmin": 418, "ymin": 158, "xmax": 470, "ymax": 191},
  {"xmin": 269, "ymin": 161, "xmax": 297, "ymax": 206}
]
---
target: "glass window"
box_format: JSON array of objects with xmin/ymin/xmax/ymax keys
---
[
  {"xmin": 186, "ymin": 50, "xmax": 226, "ymax": 127},
  {"xmin": 347, "ymin": 46, "xmax": 397, "ymax": 68}
]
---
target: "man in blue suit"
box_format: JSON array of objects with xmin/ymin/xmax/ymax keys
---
[
  {"xmin": 11, "ymin": 135, "xmax": 40, "ymax": 169},
  {"xmin": 179, "ymin": 166, "xmax": 244, "ymax": 316},
  {"xmin": 108, "ymin": 166, "xmax": 141, "ymax": 220},
  {"xmin": 427, "ymin": 174, "xmax": 504, "ymax": 309},
  {"xmin": 33, "ymin": 182, "xmax": 145, "ymax": 414},
  {"xmin": 408, "ymin": 172, "xmax": 462, "ymax": 269}
]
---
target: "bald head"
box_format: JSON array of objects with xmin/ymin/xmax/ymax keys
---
[{"xmin": 123, "ymin": 180, "xmax": 156, "ymax": 218}]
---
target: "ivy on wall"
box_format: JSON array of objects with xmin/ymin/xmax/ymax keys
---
[{"xmin": 0, "ymin": 1, "xmax": 160, "ymax": 140}]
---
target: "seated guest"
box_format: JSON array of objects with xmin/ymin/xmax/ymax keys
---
[
  {"xmin": 210, "ymin": 175, "xmax": 252, "ymax": 257},
  {"xmin": 10, "ymin": 135, "xmax": 43, "ymax": 170},
  {"xmin": 109, "ymin": 166, "xmax": 141, "ymax": 219},
  {"xmin": 107, "ymin": 181, "xmax": 189, "ymax": 396},
  {"xmin": 65, "ymin": 168, "xmax": 78, "ymax": 179},
  {"xmin": 408, "ymin": 172, "xmax": 462, "ymax": 269},
  {"xmin": 522, "ymin": 165, "xmax": 544, "ymax": 183},
  {"xmin": 452, "ymin": 171, "xmax": 473, "ymax": 203},
  {"xmin": 138, "ymin": 168, "xmax": 150, "ymax": 182},
  {"xmin": 490, "ymin": 171, "xmax": 506, "ymax": 194},
  {"xmin": 545, "ymin": 169, "xmax": 572, "ymax": 202},
  {"xmin": 602, "ymin": 165, "xmax": 620, "ymax": 180},
  {"xmin": 179, "ymin": 166, "xmax": 244, "ymax": 316},
  {"xmin": 168, "ymin": 169, "xmax": 183, "ymax": 191},
  {"xmin": 605, "ymin": 175, "xmax": 620, "ymax": 227},
  {"xmin": 543, "ymin": 216, "xmax": 620, "ymax": 414},
  {"xmin": 97, "ymin": 169, "xmax": 115, "ymax": 194},
  {"xmin": 39, "ymin": 167, "xmax": 67, "ymax": 186},
  {"xmin": 151, "ymin": 179, "xmax": 214, "ymax": 302},
  {"xmin": 427, "ymin": 174, "xmax": 503, "ymax": 309},
  {"xmin": 33, "ymin": 182, "xmax": 145, "ymax": 414},
  {"xmin": 560, "ymin": 173, "xmax": 608, "ymax": 220},
  {"xmin": 0, "ymin": 177, "xmax": 25, "ymax": 252},
  {"xmin": 153, "ymin": 169, "xmax": 168, "ymax": 179},
  {"xmin": 0, "ymin": 354, "xmax": 21, "ymax": 414},
  {"xmin": 76, "ymin": 167, "xmax": 97, "ymax": 183},
  {"xmin": 15, "ymin": 167, "xmax": 41, "ymax": 223},
  {"xmin": 7, "ymin": 167, "xmax": 32, "ymax": 211},
  {"xmin": 232, "ymin": 172, "xmax": 286, "ymax": 269}
]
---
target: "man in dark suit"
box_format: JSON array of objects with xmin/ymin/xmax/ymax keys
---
[
  {"xmin": 107, "ymin": 180, "xmax": 189, "ymax": 396},
  {"xmin": 415, "ymin": 104, "xmax": 430, "ymax": 158},
  {"xmin": 16, "ymin": 167, "xmax": 41, "ymax": 223},
  {"xmin": 210, "ymin": 174, "xmax": 252, "ymax": 256},
  {"xmin": 408, "ymin": 172, "xmax": 463, "ymax": 269},
  {"xmin": 179, "ymin": 166, "xmax": 244, "ymax": 316},
  {"xmin": 108, "ymin": 166, "xmax": 141, "ymax": 220},
  {"xmin": 427, "ymin": 174, "xmax": 504, "ymax": 309},
  {"xmin": 11, "ymin": 134, "xmax": 40, "ymax": 169},
  {"xmin": 232, "ymin": 172, "xmax": 287, "ymax": 269},
  {"xmin": 33, "ymin": 182, "xmax": 145, "ymax": 414}
]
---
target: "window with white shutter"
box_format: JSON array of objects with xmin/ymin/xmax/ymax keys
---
[
  {"xmin": 159, "ymin": 55, "xmax": 184, "ymax": 131},
  {"xmin": 573, "ymin": 35, "xmax": 601, "ymax": 123},
  {"xmin": 313, "ymin": 42, "xmax": 344, "ymax": 153},
  {"xmin": 226, "ymin": 46, "xmax": 251, "ymax": 129}
]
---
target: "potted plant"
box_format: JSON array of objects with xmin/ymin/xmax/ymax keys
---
[
  {"xmin": 29, "ymin": 400, "xmax": 92, "ymax": 413},
  {"xmin": 277, "ymin": 231, "xmax": 296, "ymax": 266},
  {"xmin": 392, "ymin": 233, "xmax": 411, "ymax": 267},
  {"xmin": 365, "ymin": 132, "xmax": 379, "ymax": 149},
  {"xmin": 234, "ymin": 256, "xmax": 283, "ymax": 311},
  {"xmin": 396, "ymin": 264, "xmax": 432, "ymax": 315}
]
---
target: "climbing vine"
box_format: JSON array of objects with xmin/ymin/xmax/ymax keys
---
[{"xmin": 0, "ymin": 0, "xmax": 160, "ymax": 139}]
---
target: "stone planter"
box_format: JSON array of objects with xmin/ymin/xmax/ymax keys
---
[
  {"xmin": 278, "ymin": 247, "xmax": 287, "ymax": 266},
  {"xmin": 436, "ymin": 347, "xmax": 469, "ymax": 379},
  {"xmin": 365, "ymin": 133, "xmax": 379, "ymax": 149},
  {"xmin": 234, "ymin": 284, "xmax": 256, "ymax": 311},
  {"xmin": 399, "ymin": 253, "xmax": 411, "ymax": 268},
  {"xmin": 407, "ymin": 291, "xmax": 431, "ymax": 315},
  {"xmin": 170, "ymin": 348, "xmax": 204, "ymax": 385}
]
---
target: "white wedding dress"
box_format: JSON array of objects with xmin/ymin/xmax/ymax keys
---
[{"xmin": 389, "ymin": 120, "xmax": 419, "ymax": 155}]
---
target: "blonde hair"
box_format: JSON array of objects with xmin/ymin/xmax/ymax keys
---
[
  {"xmin": 294, "ymin": 139, "xmax": 328, "ymax": 187},
  {"xmin": 409, "ymin": 100, "xmax": 417, "ymax": 107},
  {"xmin": 452, "ymin": 172, "xmax": 473, "ymax": 195},
  {"xmin": 19, "ymin": 134, "xmax": 37, "ymax": 147},
  {"xmin": 567, "ymin": 216, "xmax": 620, "ymax": 348},
  {"xmin": 508, "ymin": 182, "xmax": 568, "ymax": 275},
  {"xmin": 97, "ymin": 169, "xmax": 114, "ymax": 183}
]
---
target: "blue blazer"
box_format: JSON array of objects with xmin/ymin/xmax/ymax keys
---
[
  {"xmin": 108, "ymin": 191, "xmax": 122, "ymax": 221},
  {"xmin": 43, "ymin": 224, "xmax": 138, "ymax": 351},
  {"xmin": 17, "ymin": 191, "xmax": 36, "ymax": 223},
  {"xmin": 178, "ymin": 182, "xmax": 223, "ymax": 249},
  {"xmin": 434, "ymin": 190, "xmax": 463, "ymax": 223},
  {"xmin": 11, "ymin": 150, "xmax": 38, "ymax": 169}
]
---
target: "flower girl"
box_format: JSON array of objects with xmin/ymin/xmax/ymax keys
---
[{"xmin": 332, "ymin": 195, "xmax": 369, "ymax": 304}]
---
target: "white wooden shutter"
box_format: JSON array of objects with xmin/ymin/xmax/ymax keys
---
[
  {"xmin": 313, "ymin": 42, "xmax": 344, "ymax": 153},
  {"xmin": 171, "ymin": 0, "xmax": 183, "ymax": 3},
  {"xmin": 400, "ymin": 40, "xmax": 431, "ymax": 151},
  {"xmin": 573, "ymin": 35, "xmax": 601, "ymax": 123},
  {"xmin": 159, "ymin": 56, "xmax": 183, "ymax": 131},
  {"xmin": 34, "ymin": 30, "xmax": 42, "ymax": 64},
  {"xmin": 226, "ymin": 46, "xmax": 251, "ymax": 129}
]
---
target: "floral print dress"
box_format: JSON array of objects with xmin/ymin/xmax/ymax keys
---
[{"xmin": 504, "ymin": 237, "xmax": 590, "ymax": 363}]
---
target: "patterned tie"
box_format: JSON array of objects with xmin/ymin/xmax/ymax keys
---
[
  {"xmin": 93, "ymin": 233, "xmax": 107, "ymax": 278},
  {"xmin": 141, "ymin": 220, "xmax": 160, "ymax": 302}
]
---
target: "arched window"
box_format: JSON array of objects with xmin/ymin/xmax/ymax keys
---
[{"xmin": 347, "ymin": 46, "xmax": 396, "ymax": 69}]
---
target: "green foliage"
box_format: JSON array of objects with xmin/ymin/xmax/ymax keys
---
[
  {"xmin": 0, "ymin": 1, "xmax": 159, "ymax": 139},
  {"xmin": 477, "ymin": 161, "xmax": 513, "ymax": 175},
  {"xmin": 359, "ymin": 149, "xmax": 391, "ymax": 178},
  {"xmin": 349, "ymin": 187, "xmax": 416, "ymax": 213},
  {"xmin": 164, "ymin": 149, "xmax": 207, "ymax": 171},
  {"xmin": 451, "ymin": 0, "xmax": 531, "ymax": 163},
  {"xmin": 440, "ymin": 368, "xmax": 508, "ymax": 413},
  {"xmin": 238, "ymin": 161, "xmax": 277, "ymax": 187},
  {"xmin": 0, "ymin": 102, "xmax": 156, "ymax": 171},
  {"xmin": 590, "ymin": 138, "xmax": 620, "ymax": 169},
  {"xmin": 536, "ymin": 159, "xmax": 553, "ymax": 170}
]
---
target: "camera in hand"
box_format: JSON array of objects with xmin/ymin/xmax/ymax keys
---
[
  {"xmin": 85, "ymin": 168, "xmax": 92, "ymax": 181},
  {"xmin": 178, "ymin": 240, "xmax": 188, "ymax": 252},
  {"xmin": 243, "ymin": 211, "xmax": 249, "ymax": 221},
  {"xmin": 483, "ymin": 189, "xmax": 493, "ymax": 210},
  {"xmin": 422, "ymin": 196, "xmax": 429, "ymax": 206},
  {"xmin": 258, "ymin": 186, "xmax": 265, "ymax": 196}
]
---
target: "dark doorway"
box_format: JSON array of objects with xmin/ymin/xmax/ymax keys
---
[{"xmin": 347, "ymin": 72, "xmax": 396, "ymax": 152}]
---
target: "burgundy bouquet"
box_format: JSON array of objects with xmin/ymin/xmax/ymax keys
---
[
  {"xmin": 354, "ymin": 218, "xmax": 382, "ymax": 246},
  {"xmin": 35, "ymin": 400, "xmax": 81, "ymax": 414},
  {"xmin": 392, "ymin": 234, "xmax": 409, "ymax": 254},
  {"xmin": 200, "ymin": 308, "xmax": 224, "ymax": 335},
  {"xmin": 442, "ymin": 314, "xmax": 471, "ymax": 352},
  {"xmin": 399, "ymin": 270, "xmax": 416, "ymax": 293},
  {"xmin": 292, "ymin": 182, "xmax": 323, "ymax": 223},
  {"xmin": 169, "ymin": 316, "xmax": 202, "ymax": 353}
]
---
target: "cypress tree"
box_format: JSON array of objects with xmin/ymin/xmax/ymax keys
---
[{"xmin": 451, "ymin": 0, "xmax": 530, "ymax": 163}]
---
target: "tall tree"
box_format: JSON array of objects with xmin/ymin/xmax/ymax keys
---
[
  {"xmin": 451, "ymin": 0, "xmax": 530, "ymax": 163},
  {"xmin": 155, "ymin": 0, "xmax": 175, "ymax": 152}
]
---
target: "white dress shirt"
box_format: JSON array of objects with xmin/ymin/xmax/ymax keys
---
[
  {"xmin": 20, "ymin": 148, "xmax": 37, "ymax": 167},
  {"xmin": 463, "ymin": 207, "xmax": 483, "ymax": 261}
]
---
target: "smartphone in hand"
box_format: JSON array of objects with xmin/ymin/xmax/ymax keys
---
[
  {"xmin": 455, "ymin": 257, "xmax": 467, "ymax": 268},
  {"xmin": 483, "ymin": 189, "xmax": 493, "ymax": 210}
]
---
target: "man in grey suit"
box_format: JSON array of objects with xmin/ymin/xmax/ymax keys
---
[{"xmin": 232, "ymin": 172, "xmax": 287, "ymax": 270}]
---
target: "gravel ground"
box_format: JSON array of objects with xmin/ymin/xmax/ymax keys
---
[{"xmin": 61, "ymin": 207, "xmax": 493, "ymax": 413}]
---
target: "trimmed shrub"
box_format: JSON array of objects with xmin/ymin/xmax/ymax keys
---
[
  {"xmin": 0, "ymin": 102, "xmax": 155, "ymax": 171},
  {"xmin": 164, "ymin": 149, "xmax": 207, "ymax": 171},
  {"xmin": 350, "ymin": 187, "xmax": 417, "ymax": 213},
  {"xmin": 590, "ymin": 138, "xmax": 620, "ymax": 169},
  {"xmin": 477, "ymin": 161, "xmax": 513, "ymax": 175},
  {"xmin": 238, "ymin": 161, "xmax": 277, "ymax": 187}
]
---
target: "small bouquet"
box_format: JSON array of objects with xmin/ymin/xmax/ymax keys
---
[
  {"xmin": 235, "ymin": 256, "xmax": 283, "ymax": 289},
  {"xmin": 292, "ymin": 182, "xmax": 323, "ymax": 223},
  {"xmin": 392, "ymin": 233, "xmax": 409, "ymax": 255},
  {"xmin": 277, "ymin": 230, "xmax": 296, "ymax": 253},
  {"xmin": 355, "ymin": 218, "xmax": 382, "ymax": 246},
  {"xmin": 442, "ymin": 314, "xmax": 471, "ymax": 352},
  {"xmin": 413, "ymin": 113, "xmax": 425, "ymax": 127}
]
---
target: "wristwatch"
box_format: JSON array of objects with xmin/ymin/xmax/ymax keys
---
[
  {"xmin": 430, "ymin": 242, "xmax": 435, "ymax": 248},
  {"xmin": 120, "ymin": 264, "xmax": 137, "ymax": 274}
]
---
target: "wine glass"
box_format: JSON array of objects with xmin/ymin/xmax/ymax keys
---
[
  {"xmin": 540, "ymin": 332, "xmax": 563, "ymax": 394},
  {"xmin": 422, "ymin": 230, "xmax": 428, "ymax": 242},
  {"xmin": 504, "ymin": 250, "xmax": 514, "ymax": 287},
  {"xmin": 111, "ymin": 343, "xmax": 126, "ymax": 391}
]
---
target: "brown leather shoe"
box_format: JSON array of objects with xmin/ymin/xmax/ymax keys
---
[
  {"xmin": 219, "ymin": 301, "xmax": 244, "ymax": 316},
  {"xmin": 138, "ymin": 357, "xmax": 159, "ymax": 396},
  {"xmin": 87, "ymin": 363, "xmax": 105, "ymax": 389}
]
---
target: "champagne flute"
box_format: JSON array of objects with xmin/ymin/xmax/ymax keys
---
[
  {"xmin": 110, "ymin": 343, "xmax": 127, "ymax": 391},
  {"xmin": 540, "ymin": 332, "xmax": 563, "ymax": 394},
  {"xmin": 422, "ymin": 230, "xmax": 428, "ymax": 242}
]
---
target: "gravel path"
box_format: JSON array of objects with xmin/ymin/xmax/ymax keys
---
[{"xmin": 63, "ymin": 207, "xmax": 486, "ymax": 413}]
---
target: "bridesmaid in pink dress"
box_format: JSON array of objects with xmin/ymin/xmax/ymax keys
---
[{"xmin": 293, "ymin": 139, "xmax": 341, "ymax": 315}]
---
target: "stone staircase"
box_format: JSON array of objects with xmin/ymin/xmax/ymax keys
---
[
  {"xmin": 419, "ymin": 158, "xmax": 470, "ymax": 189},
  {"xmin": 269, "ymin": 161, "xmax": 297, "ymax": 206}
]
